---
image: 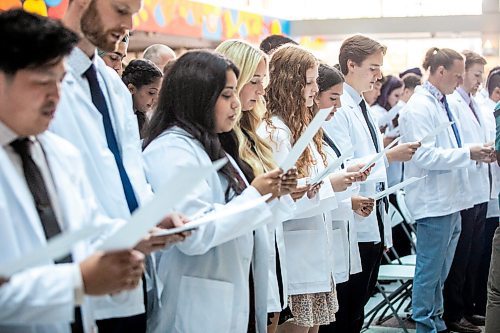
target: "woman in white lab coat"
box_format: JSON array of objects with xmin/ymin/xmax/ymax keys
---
[
  {"xmin": 314, "ymin": 64, "xmax": 374, "ymax": 333},
  {"xmin": 142, "ymin": 50, "xmax": 284, "ymax": 333},
  {"xmin": 215, "ymin": 40, "xmax": 300, "ymax": 333},
  {"xmin": 258, "ymin": 44, "xmax": 338, "ymax": 333}
]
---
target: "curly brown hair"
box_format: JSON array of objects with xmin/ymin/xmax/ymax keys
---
[{"xmin": 264, "ymin": 44, "xmax": 325, "ymax": 177}]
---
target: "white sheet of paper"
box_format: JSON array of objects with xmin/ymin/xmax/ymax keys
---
[
  {"xmin": 98, "ymin": 158, "xmax": 228, "ymax": 251},
  {"xmin": 0, "ymin": 224, "xmax": 108, "ymax": 277},
  {"xmin": 359, "ymin": 137, "xmax": 401, "ymax": 173},
  {"xmin": 153, "ymin": 194, "xmax": 272, "ymax": 237},
  {"xmin": 371, "ymin": 176, "xmax": 426, "ymax": 200},
  {"xmin": 420, "ymin": 122, "xmax": 453, "ymax": 143},
  {"xmin": 309, "ymin": 147, "xmax": 354, "ymax": 185},
  {"xmin": 378, "ymin": 105, "xmax": 400, "ymax": 127},
  {"xmin": 280, "ymin": 107, "xmax": 331, "ymax": 171}
]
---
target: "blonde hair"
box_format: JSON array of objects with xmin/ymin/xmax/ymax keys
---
[
  {"xmin": 215, "ymin": 39, "xmax": 276, "ymax": 176},
  {"xmin": 265, "ymin": 44, "xmax": 325, "ymax": 177}
]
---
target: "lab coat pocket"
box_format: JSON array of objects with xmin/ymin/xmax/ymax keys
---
[
  {"xmin": 174, "ymin": 276, "xmax": 234, "ymax": 333},
  {"xmin": 284, "ymin": 230, "xmax": 327, "ymax": 285},
  {"xmin": 331, "ymin": 229, "xmax": 347, "ymax": 277}
]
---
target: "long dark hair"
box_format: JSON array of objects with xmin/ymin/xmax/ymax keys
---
[
  {"xmin": 142, "ymin": 50, "xmax": 251, "ymax": 200},
  {"xmin": 376, "ymin": 75, "xmax": 403, "ymax": 111}
]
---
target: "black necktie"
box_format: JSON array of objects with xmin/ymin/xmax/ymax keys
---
[
  {"xmin": 83, "ymin": 63, "xmax": 139, "ymax": 213},
  {"xmin": 11, "ymin": 138, "xmax": 84, "ymax": 332},
  {"xmin": 323, "ymin": 133, "xmax": 344, "ymax": 169},
  {"xmin": 359, "ymin": 100, "xmax": 380, "ymax": 152},
  {"xmin": 11, "ymin": 139, "xmax": 64, "ymax": 241}
]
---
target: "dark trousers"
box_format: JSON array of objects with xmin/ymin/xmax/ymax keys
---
[
  {"xmin": 96, "ymin": 275, "xmax": 148, "ymax": 333},
  {"xmin": 443, "ymin": 202, "xmax": 488, "ymax": 322},
  {"xmin": 319, "ymin": 201, "xmax": 385, "ymax": 333},
  {"xmin": 474, "ymin": 216, "xmax": 499, "ymax": 315}
]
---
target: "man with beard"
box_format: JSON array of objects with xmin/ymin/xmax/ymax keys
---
[
  {"xmin": 0, "ymin": 9, "xmax": 146, "ymax": 333},
  {"xmin": 50, "ymin": 1, "xmax": 189, "ymax": 332},
  {"xmin": 444, "ymin": 50, "xmax": 492, "ymax": 333}
]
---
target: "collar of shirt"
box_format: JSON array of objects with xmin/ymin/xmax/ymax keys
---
[
  {"xmin": 343, "ymin": 82, "xmax": 363, "ymax": 105},
  {"xmin": 456, "ymin": 87, "xmax": 472, "ymax": 105},
  {"xmin": 423, "ymin": 80, "xmax": 444, "ymax": 106},
  {"xmin": 67, "ymin": 47, "xmax": 99, "ymax": 77},
  {"xmin": 0, "ymin": 121, "xmax": 19, "ymax": 147}
]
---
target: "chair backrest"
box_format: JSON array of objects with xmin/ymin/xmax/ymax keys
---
[
  {"xmin": 388, "ymin": 201, "xmax": 404, "ymax": 228},
  {"xmin": 395, "ymin": 189, "xmax": 415, "ymax": 224}
]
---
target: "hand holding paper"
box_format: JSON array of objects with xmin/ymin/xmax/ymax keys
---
[
  {"xmin": 309, "ymin": 147, "xmax": 354, "ymax": 185},
  {"xmin": 99, "ymin": 158, "xmax": 228, "ymax": 251},
  {"xmin": 359, "ymin": 137, "xmax": 401, "ymax": 173},
  {"xmin": 153, "ymin": 194, "xmax": 272, "ymax": 237}
]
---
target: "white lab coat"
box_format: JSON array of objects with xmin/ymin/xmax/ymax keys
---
[
  {"xmin": 448, "ymin": 90, "xmax": 490, "ymax": 206},
  {"xmin": 258, "ymin": 116, "xmax": 337, "ymax": 295},
  {"xmin": 322, "ymin": 133, "xmax": 362, "ymax": 284},
  {"xmin": 50, "ymin": 52, "xmax": 149, "ymax": 319},
  {"xmin": 477, "ymin": 97, "xmax": 500, "ymax": 218},
  {"xmin": 143, "ymin": 127, "xmax": 276, "ymax": 333},
  {"xmin": 0, "ymin": 132, "xmax": 119, "ymax": 333},
  {"xmin": 323, "ymin": 83, "xmax": 392, "ymax": 247},
  {"xmin": 398, "ymin": 85, "xmax": 472, "ymax": 220}
]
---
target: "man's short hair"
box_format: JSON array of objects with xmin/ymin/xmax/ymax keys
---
[
  {"xmin": 259, "ymin": 35, "xmax": 298, "ymax": 55},
  {"xmin": 402, "ymin": 74, "xmax": 421, "ymax": 90},
  {"xmin": 462, "ymin": 50, "xmax": 487, "ymax": 70},
  {"xmin": 338, "ymin": 35, "xmax": 387, "ymax": 75},
  {"xmin": 0, "ymin": 9, "xmax": 78, "ymax": 74}
]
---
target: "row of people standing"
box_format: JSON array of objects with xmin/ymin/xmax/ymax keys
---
[{"xmin": 2, "ymin": 2, "xmax": 500, "ymax": 333}]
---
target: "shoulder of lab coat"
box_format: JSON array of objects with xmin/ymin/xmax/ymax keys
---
[
  {"xmin": 52, "ymin": 65, "xmax": 152, "ymax": 217},
  {"xmin": 399, "ymin": 86, "xmax": 471, "ymax": 171},
  {"xmin": 142, "ymin": 128, "xmax": 272, "ymax": 256}
]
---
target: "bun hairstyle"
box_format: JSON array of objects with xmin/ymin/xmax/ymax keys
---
[{"xmin": 422, "ymin": 47, "xmax": 463, "ymax": 75}]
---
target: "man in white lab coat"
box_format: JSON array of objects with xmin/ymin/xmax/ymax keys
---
[
  {"xmin": 444, "ymin": 51, "xmax": 492, "ymax": 333},
  {"xmin": 321, "ymin": 34, "xmax": 421, "ymax": 333},
  {"xmin": 476, "ymin": 67, "xmax": 500, "ymax": 324},
  {"xmin": 51, "ymin": 1, "xmax": 187, "ymax": 332},
  {"xmin": 399, "ymin": 47, "xmax": 493, "ymax": 333},
  {"xmin": 0, "ymin": 9, "xmax": 145, "ymax": 333}
]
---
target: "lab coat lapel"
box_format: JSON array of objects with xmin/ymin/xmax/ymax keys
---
[{"xmin": 0, "ymin": 146, "xmax": 47, "ymax": 244}]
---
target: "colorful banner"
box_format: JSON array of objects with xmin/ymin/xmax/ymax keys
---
[
  {"xmin": 3, "ymin": 0, "xmax": 290, "ymax": 43},
  {"xmin": 133, "ymin": 0, "xmax": 290, "ymax": 43}
]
